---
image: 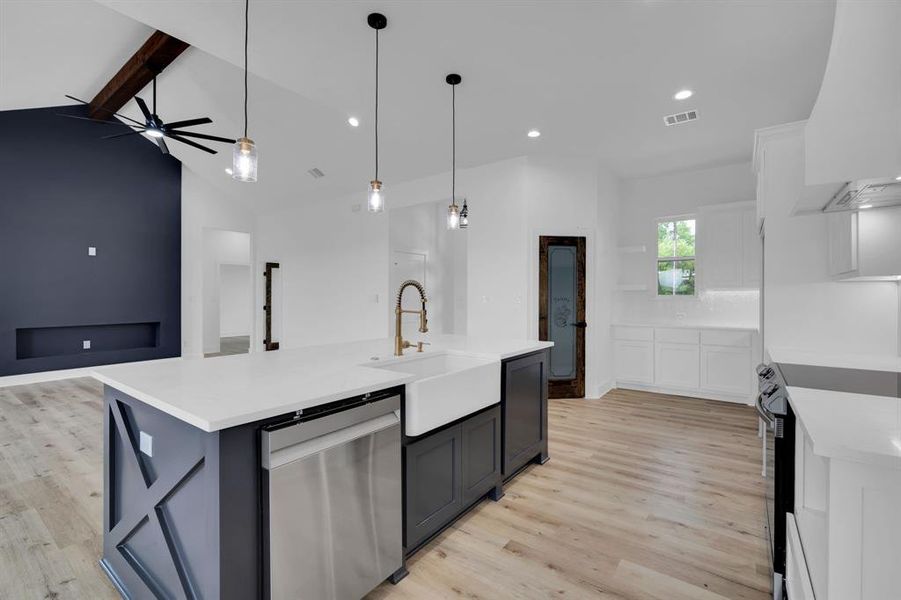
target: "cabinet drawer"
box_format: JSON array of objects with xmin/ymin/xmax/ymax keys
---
[
  {"xmin": 654, "ymin": 327, "xmax": 699, "ymax": 344},
  {"xmin": 700, "ymin": 330, "xmax": 752, "ymax": 347},
  {"xmin": 612, "ymin": 325, "xmax": 653, "ymax": 342}
]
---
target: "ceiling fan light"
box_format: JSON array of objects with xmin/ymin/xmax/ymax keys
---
[
  {"xmin": 368, "ymin": 179, "xmax": 384, "ymax": 213},
  {"xmin": 145, "ymin": 128, "xmax": 164, "ymax": 139},
  {"xmin": 232, "ymin": 137, "xmax": 258, "ymax": 182}
]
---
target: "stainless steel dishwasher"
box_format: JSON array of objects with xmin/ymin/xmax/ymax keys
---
[{"xmin": 261, "ymin": 391, "xmax": 403, "ymax": 600}]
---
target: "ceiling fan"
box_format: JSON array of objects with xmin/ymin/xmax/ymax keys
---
[{"xmin": 60, "ymin": 76, "xmax": 235, "ymax": 155}]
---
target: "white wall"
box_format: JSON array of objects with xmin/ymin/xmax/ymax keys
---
[
  {"xmin": 254, "ymin": 190, "xmax": 388, "ymax": 350},
  {"xmin": 763, "ymin": 127, "xmax": 899, "ymax": 355},
  {"xmin": 388, "ymin": 201, "xmax": 464, "ymax": 336},
  {"xmin": 219, "ymin": 264, "xmax": 251, "ymax": 337},
  {"xmin": 254, "ymin": 155, "xmax": 618, "ymax": 397},
  {"xmin": 181, "ymin": 167, "xmax": 255, "ymax": 358},
  {"xmin": 615, "ymin": 161, "xmax": 760, "ymax": 325}
]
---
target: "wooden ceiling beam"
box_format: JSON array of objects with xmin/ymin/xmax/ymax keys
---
[{"xmin": 88, "ymin": 30, "xmax": 189, "ymax": 120}]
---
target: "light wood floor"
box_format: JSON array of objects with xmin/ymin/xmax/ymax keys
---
[
  {"xmin": 204, "ymin": 335, "xmax": 251, "ymax": 358},
  {"xmin": 0, "ymin": 379, "xmax": 769, "ymax": 600}
]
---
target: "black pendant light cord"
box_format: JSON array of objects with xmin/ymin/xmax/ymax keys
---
[
  {"xmin": 452, "ymin": 82, "xmax": 456, "ymax": 205},
  {"xmin": 152, "ymin": 77, "xmax": 156, "ymax": 115},
  {"xmin": 374, "ymin": 27, "xmax": 379, "ymax": 181},
  {"xmin": 243, "ymin": 0, "xmax": 249, "ymax": 138}
]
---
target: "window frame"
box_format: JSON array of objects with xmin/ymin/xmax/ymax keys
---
[{"xmin": 655, "ymin": 215, "xmax": 697, "ymax": 297}]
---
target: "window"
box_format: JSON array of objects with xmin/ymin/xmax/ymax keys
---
[{"xmin": 657, "ymin": 218, "xmax": 696, "ymax": 295}]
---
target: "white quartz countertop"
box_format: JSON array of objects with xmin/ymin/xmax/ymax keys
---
[
  {"xmin": 768, "ymin": 347, "xmax": 901, "ymax": 372},
  {"xmin": 612, "ymin": 320, "xmax": 759, "ymax": 332},
  {"xmin": 92, "ymin": 335, "xmax": 553, "ymax": 432},
  {"xmin": 787, "ymin": 386, "xmax": 901, "ymax": 468}
]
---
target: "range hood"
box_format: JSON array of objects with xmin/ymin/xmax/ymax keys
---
[{"xmin": 823, "ymin": 178, "xmax": 901, "ymax": 213}]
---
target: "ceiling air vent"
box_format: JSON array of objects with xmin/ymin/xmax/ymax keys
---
[
  {"xmin": 663, "ymin": 109, "xmax": 699, "ymax": 127},
  {"xmin": 307, "ymin": 167, "xmax": 325, "ymax": 179}
]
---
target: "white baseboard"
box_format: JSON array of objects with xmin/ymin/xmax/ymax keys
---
[
  {"xmin": 0, "ymin": 357, "xmax": 182, "ymax": 389},
  {"xmin": 587, "ymin": 379, "xmax": 614, "ymax": 399},
  {"xmin": 614, "ymin": 381, "xmax": 753, "ymax": 405}
]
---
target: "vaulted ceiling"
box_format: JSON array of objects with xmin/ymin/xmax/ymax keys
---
[{"xmin": 1, "ymin": 1, "xmax": 836, "ymax": 213}]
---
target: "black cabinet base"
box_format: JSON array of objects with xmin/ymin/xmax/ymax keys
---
[
  {"xmin": 388, "ymin": 565, "xmax": 409, "ymax": 585},
  {"xmin": 489, "ymin": 484, "xmax": 505, "ymax": 502},
  {"xmin": 538, "ymin": 451, "xmax": 550, "ymax": 465}
]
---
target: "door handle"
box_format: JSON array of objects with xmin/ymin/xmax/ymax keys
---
[{"xmin": 570, "ymin": 321, "xmax": 587, "ymax": 328}]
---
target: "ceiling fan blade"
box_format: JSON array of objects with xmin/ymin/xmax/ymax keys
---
[
  {"xmin": 101, "ymin": 129, "xmax": 145, "ymax": 140},
  {"xmin": 64, "ymin": 95, "xmax": 145, "ymax": 127},
  {"xmin": 157, "ymin": 137, "xmax": 170, "ymax": 155},
  {"xmin": 169, "ymin": 130, "xmax": 236, "ymax": 144},
  {"xmin": 165, "ymin": 117, "xmax": 212, "ymax": 129},
  {"xmin": 134, "ymin": 96, "xmax": 153, "ymax": 121},
  {"xmin": 167, "ymin": 134, "xmax": 217, "ymax": 154},
  {"xmin": 57, "ymin": 113, "xmax": 137, "ymax": 126}
]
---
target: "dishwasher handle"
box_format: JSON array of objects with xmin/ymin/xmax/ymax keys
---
[{"xmin": 263, "ymin": 411, "xmax": 399, "ymax": 470}]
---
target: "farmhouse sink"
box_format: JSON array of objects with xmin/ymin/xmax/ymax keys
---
[{"xmin": 371, "ymin": 352, "xmax": 500, "ymax": 436}]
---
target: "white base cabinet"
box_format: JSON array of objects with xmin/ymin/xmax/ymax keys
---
[
  {"xmin": 614, "ymin": 340, "xmax": 654, "ymax": 384},
  {"xmin": 613, "ymin": 325, "xmax": 756, "ymax": 403},
  {"xmin": 654, "ymin": 343, "xmax": 700, "ymax": 390}
]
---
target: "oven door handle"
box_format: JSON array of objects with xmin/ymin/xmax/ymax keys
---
[{"xmin": 755, "ymin": 393, "xmax": 776, "ymax": 429}]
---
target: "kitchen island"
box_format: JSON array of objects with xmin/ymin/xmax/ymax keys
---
[{"xmin": 92, "ymin": 335, "xmax": 552, "ymax": 599}]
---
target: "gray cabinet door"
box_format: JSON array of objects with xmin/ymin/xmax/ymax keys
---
[
  {"xmin": 404, "ymin": 424, "xmax": 462, "ymax": 550},
  {"xmin": 461, "ymin": 406, "xmax": 501, "ymax": 506},
  {"xmin": 502, "ymin": 350, "xmax": 549, "ymax": 478}
]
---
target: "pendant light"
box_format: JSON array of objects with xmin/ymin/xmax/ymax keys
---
[
  {"xmin": 446, "ymin": 74, "xmax": 463, "ymax": 230},
  {"xmin": 367, "ymin": 13, "xmax": 388, "ymax": 212},
  {"xmin": 233, "ymin": 0, "xmax": 258, "ymax": 182}
]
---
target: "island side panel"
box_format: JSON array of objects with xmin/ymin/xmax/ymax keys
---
[{"xmin": 102, "ymin": 385, "xmax": 223, "ymax": 599}]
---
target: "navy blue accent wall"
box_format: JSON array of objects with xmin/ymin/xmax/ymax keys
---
[{"xmin": 0, "ymin": 105, "xmax": 181, "ymax": 376}]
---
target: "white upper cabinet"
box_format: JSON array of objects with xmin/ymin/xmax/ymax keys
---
[
  {"xmin": 697, "ymin": 202, "xmax": 760, "ymax": 290},
  {"xmin": 827, "ymin": 206, "xmax": 901, "ymax": 280}
]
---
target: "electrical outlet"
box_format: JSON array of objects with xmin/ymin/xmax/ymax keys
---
[
  {"xmin": 139, "ymin": 431, "xmax": 153, "ymax": 457},
  {"xmin": 88, "ymin": 246, "xmax": 97, "ymax": 256},
  {"xmin": 351, "ymin": 204, "xmax": 362, "ymax": 213},
  {"xmin": 82, "ymin": 340, "xmax": 91, "ymax": 350}
]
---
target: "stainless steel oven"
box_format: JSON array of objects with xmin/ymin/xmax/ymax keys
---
[{"xmin": 756, "ymin": 364, "xmax": 794, "ymax": 600}]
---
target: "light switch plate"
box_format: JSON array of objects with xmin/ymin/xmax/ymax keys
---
[
  {"xmin": 139, "ymin": 431, "xmax": 153, "ymax": 457},
  {"xmin": 88, "ymin": 246, "xmax": 97, "ymax": 256},
  {"xmin": 82, "ymin": 340, "xmax": 91, "ymax": 350}
]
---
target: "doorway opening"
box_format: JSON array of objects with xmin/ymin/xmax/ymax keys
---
[
  {"xmin": 539, "ymin": 236, "xmax": 586, "ymax": 398},
  {"xmin": 202, "ymin": 229, "xmax": 252, "ymax": 358}
]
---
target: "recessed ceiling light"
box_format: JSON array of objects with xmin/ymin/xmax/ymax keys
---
[
  {"xmin": 225, "ymin": 167, "xmax": 233, "ymax": 175},
  {"xmin": 674, "ymin": 89, "xmax": 693, "ymax": 101},
  {"xmin": 859, "ymin": 204, "xmax": 873, "ymax": 209},
  {"xmin": 348, "ymin": 116, "xmax": 360, "ymax": 127},
  {"xmin": 527, "ymin": 129, "xmax": 541, "ymax": 138},
  {"xmin": 895, "ymin": 175, "xmax": 901, "ymax": 181}
]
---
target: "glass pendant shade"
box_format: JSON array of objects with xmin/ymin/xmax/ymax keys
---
[
  {"xmin": 459, "ymin": 199, "xmax": 468, "ymax": 229},
  {"xmin": 232, "ymin": 137, "xmax": 258, "ymax": 182},
  {"xmin": 368, "ymin": 180, "xmax": 384, "ymax": 213},
  {"xmin": 447, "ymin": 202, "xmax": 461, "ymax": 230}
]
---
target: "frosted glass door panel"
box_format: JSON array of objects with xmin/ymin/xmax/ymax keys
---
[{"xmin": 548, "ymin": 245, "xmax": 576, "ymax": 381}]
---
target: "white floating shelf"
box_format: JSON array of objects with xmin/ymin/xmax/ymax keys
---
[
  {"xmin": 615, "ymin": 284, "xmax": 648, "ymax": 292},
  {"xmin": 618, "ymin": 245, "xmax": 647, "ymax": 254}
]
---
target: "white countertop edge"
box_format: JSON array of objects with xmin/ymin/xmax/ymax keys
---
[
  {"xmin": 787, "ymin": 386, "xmax": 901, "ymax": 469},
  {"xmin": 92, "ymin": 368, "xmax": 416, "ymax": 432},
  {"xmin": 612, "ymin": 321, "xmax": 759, "ymax": 332},
  {"xmin": 91, "ymin": 336, "xmax": 553, "ymax": 432}
]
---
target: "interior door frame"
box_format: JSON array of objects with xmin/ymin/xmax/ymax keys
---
[{"xmin": 538, "ymin": 236, "xmax": 586, "ymax": 398}]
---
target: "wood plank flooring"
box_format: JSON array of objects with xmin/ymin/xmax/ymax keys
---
[{"xmin": 0, "ymin": 379, "xmax": 769, "ymax": 599}]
